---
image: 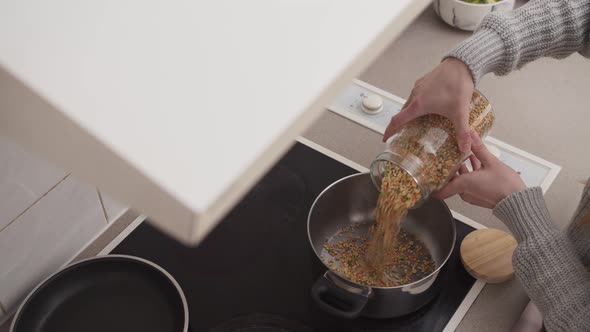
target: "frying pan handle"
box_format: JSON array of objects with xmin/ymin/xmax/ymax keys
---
[{"xmin": 311, "ymin": 271, "xmax": 370, "ymax": 319}]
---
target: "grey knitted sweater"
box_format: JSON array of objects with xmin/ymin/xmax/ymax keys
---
[{"xmin": 446, "ymin": 0, "xmax": 590, "ymax": 330}]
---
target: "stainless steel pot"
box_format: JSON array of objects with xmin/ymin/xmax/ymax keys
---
[{"xmin": 308, "ymin": 173, "xmax": 456, "ymax": 319}]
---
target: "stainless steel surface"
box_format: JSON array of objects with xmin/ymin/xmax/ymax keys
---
[
  {"xmin": 325, "ymin": 271, "xmax": 372, "ymax": 297},
  {"xmin": 307, "ymin": 173, "xmax": 456, "ymax": 318}
]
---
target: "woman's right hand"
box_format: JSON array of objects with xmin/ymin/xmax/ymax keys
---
[
  {"xmin": 433, "ymin": 132, "xmax": 526, "ymax": 209},
  {"xmin": 384, "ymin": 57, "xmax": 475, "ymax": 153}
]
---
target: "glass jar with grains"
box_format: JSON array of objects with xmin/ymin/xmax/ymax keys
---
[{"xmin": 370, "ymin": 90, "xmax": 495, "ymax": 208}]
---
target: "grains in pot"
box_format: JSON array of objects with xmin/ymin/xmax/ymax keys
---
[{"xmin": 323, "ymin": 225, "xmax": 435, "ymax": 287}]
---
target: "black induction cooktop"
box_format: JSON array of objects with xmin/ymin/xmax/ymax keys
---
[{"xmin": 111, "ymin": 142, "xmax": 477, "ymax": 331}]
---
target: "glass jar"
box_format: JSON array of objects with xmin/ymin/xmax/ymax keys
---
[{"xmin": 370, "ymin": 90, "xmax": 495, "ymax": 208}]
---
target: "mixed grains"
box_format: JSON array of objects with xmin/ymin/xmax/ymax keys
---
[
  {"xmin": 323, "ymin": 223, "xmax": 434, "ymax": 287},
  {"xmin": 365, "ymin": 164, "xmax": 421, "ymax": 272},
  {"xmin": 321, "ymin": 91, "xmax": 494, "ymax": 287},
  {"xmin": 383, "ymin": 90, "xmax": 495, "ymax": 195}
]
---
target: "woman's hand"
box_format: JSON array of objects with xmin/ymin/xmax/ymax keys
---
[
  {"xmin": 384, "ymin": 58, "xmax": 475, "ymax": 153},
  {"xmin": 433, "ymin": 132, "xmax": 526, "ymax": 208}
]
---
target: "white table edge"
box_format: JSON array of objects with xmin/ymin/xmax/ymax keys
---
[
  {"xmin": 0, "ymin": 0, "xmax": 433, "ymax": 247},
  {"xmin": 190, "ymin": 0, "xmax": 433, "ymax": 244}
]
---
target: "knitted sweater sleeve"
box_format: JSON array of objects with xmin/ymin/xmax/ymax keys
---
[
  {"xmin": 494, "ymin": 187, "xmax": 590, "ymax": 331},
  {"xmin": 446, "ymin": 0, "xmax": 590, "ymax": 84},
  {"xmin": 567, "ymin": 185, "xmax": 590, "ymax": 266}
]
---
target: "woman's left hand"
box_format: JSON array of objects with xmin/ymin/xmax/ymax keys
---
[{"xmin": 433, "ymin": 132, "xmax": 526, "ymax": 208}]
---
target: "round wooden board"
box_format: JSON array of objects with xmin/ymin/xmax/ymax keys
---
[{"xmin": 460, "ymin": 229, "xmax": 517, "ymax": 283}]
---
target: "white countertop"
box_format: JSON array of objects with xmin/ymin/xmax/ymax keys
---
[{"xmin": 0, "ymin": 0, "xmax": 430, "ymax": 244}]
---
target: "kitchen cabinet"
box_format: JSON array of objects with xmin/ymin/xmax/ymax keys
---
[{"xmin": 0, "ymin": 0, "xmax": 430, "ymax": 244}]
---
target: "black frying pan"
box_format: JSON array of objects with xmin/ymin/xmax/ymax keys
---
[{"xmin": 10, "ymin": 255, "xmax": 188, "ymax": 332}]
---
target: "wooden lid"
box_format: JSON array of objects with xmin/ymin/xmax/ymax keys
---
[{"xmin": 460, "ymin": 229, "xmax": 517, "ymax": 283}]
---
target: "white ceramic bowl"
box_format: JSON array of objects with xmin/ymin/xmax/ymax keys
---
[{"xmin": 433, "ymin": 0, "xmax": 515, "ymax": 31}]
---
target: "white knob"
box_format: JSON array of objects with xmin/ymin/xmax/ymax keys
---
[{"xmin": 361, "ymin": 94, "xmax": 383, "ymax": 114}]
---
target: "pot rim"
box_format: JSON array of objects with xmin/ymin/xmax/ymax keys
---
[
  {"xmin": 307, "ymin": 172, "xmax": 457, "ymax": 290},
  {"xmin": 10, "ymin": 254, "xmax": 189, "ymax": 332}
]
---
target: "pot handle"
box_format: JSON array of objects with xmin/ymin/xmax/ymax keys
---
[{"xmin": 311, "ymin": 271, "xmax": 370, "ymax": 319}]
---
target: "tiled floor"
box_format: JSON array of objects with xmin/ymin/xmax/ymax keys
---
[
  {"xmin": 0, "ymin": 137, "xmax": 67, "ymax": 232},
  {"xmin": 0, "ymin": 175, "xmax": 107, "ymax": 312},
  {"xmin": 0, "ymin": 209, "xmax": 138, "ymax": 330},
  {"xmin": 98, "ymin": 189, "xmax": 129, "ymax": 223},
  {"xmin": 0, "ymin": 130, "xmax": 131, "ymax": 326},
  {"xmin": 0, "ymin": 135, "xmax": 129, "ymax": 328}
]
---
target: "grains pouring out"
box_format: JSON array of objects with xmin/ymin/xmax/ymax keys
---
[
  {"xmin": 365, "ymin": 164, "xmax": 421, "ymax": 273},
  {"xmin": 322, "ymin": 91, "xmax": 494, "ymax": 287}
]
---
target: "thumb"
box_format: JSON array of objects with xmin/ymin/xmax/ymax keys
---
[
  {"xmin": 383, "ymin": 101, "xmax": 420, "ymax": 142},
  {"xmin": 454, "ymin": 115, "xmax": 472, "ymax": 154},
  {"xmin": 433, "ymin": 174, "xmax": 470, "ymax": 200},
  {"xmin": 469, "ymin": 131, "xmax": 495, "ymax": 166}
]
